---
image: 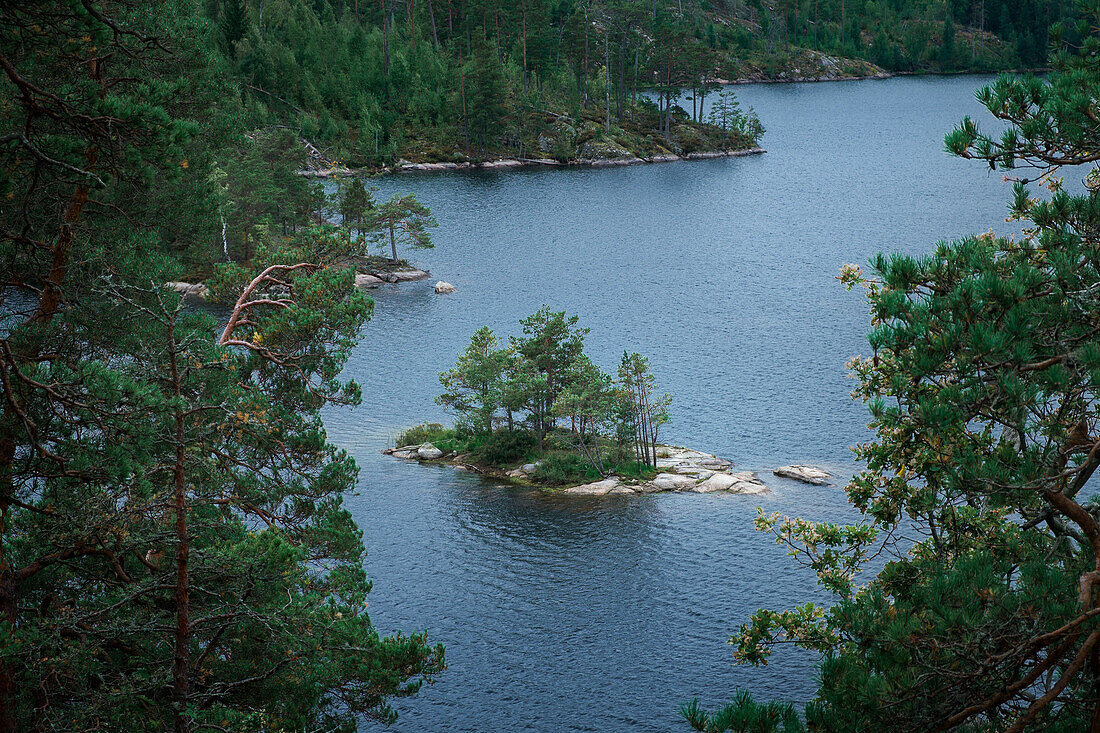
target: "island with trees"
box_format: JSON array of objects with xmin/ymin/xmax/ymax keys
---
[{"xmin": 386, "ymin": 307, "xmax": 831, "ymax": 495}]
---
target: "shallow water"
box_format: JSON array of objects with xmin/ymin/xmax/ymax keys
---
[{"xmin": 328, "ymin": 75, "xmax": 1026, "ymax": 731}]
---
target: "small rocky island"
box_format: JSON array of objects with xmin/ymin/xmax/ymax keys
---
[
  {"xmin": 384, "ymin": 442, "xmax": 767, "ymax": 494},
  {"xmin": 394, "ymin": 307, "xmax": 836, "ymax": 498},
  {"xmin": 383, "ymin": 443, "xmax": 834, "ymax": 496}
]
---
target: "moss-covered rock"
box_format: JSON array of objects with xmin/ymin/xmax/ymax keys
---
[
  {"xmin": 536, "ymin": 120, "xmax": 578, "ymax": 161},
  {"xmin": 576, "ymin": 137, "xmax": 634, "ymax": 161}
]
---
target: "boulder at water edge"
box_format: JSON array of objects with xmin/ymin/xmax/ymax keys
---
[
  {"xmin": 563, "ymin": 478, "xmax": 621, "ymax": 495},
  {"xmin": 435, "ymin": 281, "xmax": 457, "ymax": 294},
  {"xmin": 356, "ymin": 273, "xmax": 385, "ymax": 288},
  {"xmin": 773, "ymin": 465, "xmax": 832, "ymax": 485},
  {"xmin": 417, "ymin": 443, "xmax": 444, "ymax": 460}
]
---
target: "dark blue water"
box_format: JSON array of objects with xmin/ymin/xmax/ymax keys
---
[{"xmin": 328, "ymin": 75, "xmax": 1022, "ymax": 731}]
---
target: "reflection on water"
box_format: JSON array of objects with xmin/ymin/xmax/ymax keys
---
[{"xmin": 324, "ymin": 75, "xmax": 1027, "ymax": 731}]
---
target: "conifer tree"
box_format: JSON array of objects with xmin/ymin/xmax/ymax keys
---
[
  {"xmin": 370, "ymin": 193, "xmax": 437, "ymax": 262},
  {"xmin": 437, "ymin": 326, "xmax": 510, "ymax": 434},
  {"xmin": 466, "ymin": 30, "xmax": 508, "ymax": 155}
]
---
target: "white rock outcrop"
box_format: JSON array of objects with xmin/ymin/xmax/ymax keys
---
[
  {"xmin": 773, "ymin": 465, "xmax": 832, "ymax": 485},
  {"xmin": 371, "ymin": 268, "xmax": 431, "ymax": 283},
  {"xmin": 165, "ymin": 281, "xmax": 210, "ymax": 300},
  {"xmin": 417, "ymin": 443, "xmax": 444, "ymax": 460},
  {"xmin": 355, "ymin": 273, "xmax": 385, "ymax": 288},
  {"xmin": 385, "ymin": 441, "xmax": 771, "ymax": 496},
  {"xmin": 727, "ymin": 471, "xmax": 769, "ymax": 494},
  {"xmin": 563, "ymin": 478, "xmax": 621, "ymax": 495},
  {"xmin": 691, "ymin": 472, "xmax": 741, "ymax": 493},
  {"xmin": 434, "ymin": 281, "xmax": 457, "ymax": 294},
  {"xmin": 647, "ymin": 473, "xmax": 698, "ymax": 491}
]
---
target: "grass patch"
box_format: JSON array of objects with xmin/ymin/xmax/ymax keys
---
[{"xmin": 395, "ymin": 423, "xmax": 451, "ymax": 446}]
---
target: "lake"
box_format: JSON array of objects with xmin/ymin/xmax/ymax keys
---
[{"xmin": 328, "ymin": 74, "xmax": 1023, "ymax": 731}]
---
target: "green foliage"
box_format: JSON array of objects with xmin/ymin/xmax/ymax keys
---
[
  {"xmin": 466, "ymin": 31, "xmax": 509, "ymax": 155},
  {"xmin": 705, "ymin": 90, "xmax": 765, "ymax": 148},
  {"xmin": 471, "ymin": 430, "xmax": 539, "ymax": 467},
  {"xmin": 371, "ymin": 192, "xmax": 437, "ymax": 262},
  {"xmin": 396, "ymin": 423, "xmax": 452, "ymax": 447},
  {"xmin": 337, "ymin": 175, "xmax": 378, "ymax": 238},
  {"xmin": 532, "ymin": 452, "xmax": 602, "ymax": 485},
  {"xmin": 437, "ymin": 326, "xmax": 510, "ymax": 433},
  {"xmin": 0, "ymin": 3, "xmax": 443, "ymax": 730},
  {"xmin": 682, "ymin": 692, "xmax": 803, "ymax": 733},
  {"xmin": 511, "ymin": 306, "xmax": 590, "ymax": 447},
  {"xmin": 434, "ymin": 308, "xmax": 671, "ymax": 483},
  {"xmin": 618, "ymin": 352, "xmax": 672, "ymax": 469}
]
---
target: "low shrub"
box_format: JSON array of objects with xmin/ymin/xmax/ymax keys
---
[
  {"xmin": 532, "ymin": 452, "xmax": 601, "ymax": 485},
  {"xmin": 610, "ymin": 459, "xmax": 658, "ymax": 482},
  {"xmin": 472, "ymin": 430, "xmax": 538, "ymax": 467},
  {"xmin": 396, "ymin": 423, "xmax": 450, "ymax": 447}
]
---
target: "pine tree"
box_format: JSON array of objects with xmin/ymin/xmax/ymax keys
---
[
  {"xmin": 370, "ymin": 193, "xmax": 437, "ymax": 262},
  {"xmin": 688, "ymin": 3, "xmax": 1100, "ymax": 729},
  {"xmin": 219, "ymin": 0, "xmax": 249, "ymax": 52},
  {"xmin": 0, "ymin": 3, "xmax": 443, "ymax": 730},
  {"xmin": 437, "ymin": 327, "xmax": 510, "ymax": 434}
]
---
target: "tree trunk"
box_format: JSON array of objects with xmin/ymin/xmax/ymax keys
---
[
  {"xmin": 427, "ymin": 0, "xmax": 438, "ymax": 46},
  {"xmin": 460, "ymin": 60, "xmax": 469, "ymax": 154},
  {"xmin": 168, "ymin": 318, "xmax": 191, "ymax": 733},
  {"xmin": 618, "ymin": 31, "xmax": 626, "ymax": 118},
  {"xmin": 605, "ymin": 29, "xmax": 611, "ymax": 134},
  {"xmin": 389, "ymin": 226, "xmax": 398, "ymax": 261},
  {"xmin": 583, "ymin": 7, "xmax": 589, "ymax": 106},
  {"xmin": 382, "ymin": 0, "xmax": 390, "ymax": 78}
]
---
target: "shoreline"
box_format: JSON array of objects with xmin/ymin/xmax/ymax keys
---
[
  {"xmin": 724, "ymin": 65, "xmax": 1047, "ymax": 86},
  {"xmin": 299, "ymin": 147, "xmax": 766, "ymax": 179},
  {"xmin": 166, "ymin": 266, "xmax": 436, "ymax": 301},
  {"xmin": 384, "ymin": 442, "xmax": 835, "ymax": 496}
]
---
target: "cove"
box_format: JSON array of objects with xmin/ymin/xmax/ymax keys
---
[{"xmin": 328, "ymin": 74, "xmax": 1016, "ymax": 731}]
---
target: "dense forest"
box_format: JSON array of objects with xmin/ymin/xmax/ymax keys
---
[
  {"xmin": 201, "ymin": 0, "xmax": 1075, "ymax": 166},
  {"xmin": 0, "ymin": 3, "xmax": 446, "ymax": 731}
]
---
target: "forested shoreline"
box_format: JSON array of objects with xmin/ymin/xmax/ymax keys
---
[{"xmin": 201, "ymin": 0, "xmax": 1067, "ymax": 168}]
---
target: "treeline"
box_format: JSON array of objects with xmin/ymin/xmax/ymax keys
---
[
  {"xmin": 737, "ymin": 0, "xmax": 1071, "ymax": 73},
  {"xmin": 0, "ymin": 2, "xmax": 444, "ymax": 731},
  {"xmin": 189, "ymin": 127, "xmax": 436, "ymax": 274}
]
